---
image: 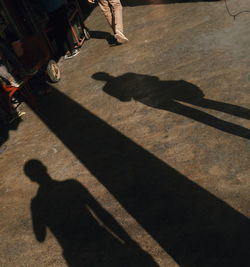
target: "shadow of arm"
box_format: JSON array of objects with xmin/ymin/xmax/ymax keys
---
[
  {"xmin": 87, "ymin": 196, "xmax": 137, "ymax": 246},
  {"xmin": 31, "ymin": 198, "xmax": 46, "ymax": 242}
]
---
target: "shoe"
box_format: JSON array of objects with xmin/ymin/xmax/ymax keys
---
[
  {"xmin": 115, "ymin": 30, "xmax": 128, "ymax": 44},
  {"xmin": 64, "ymin": 49, "xmax": 80, "ymax": 59},
  {"xmin": 10, "ymin": 80, "xmax": 21, "ymax": 88}
]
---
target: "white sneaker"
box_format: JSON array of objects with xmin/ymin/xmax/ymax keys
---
[
  {"xmin": 115, "ymin": 30, "xmax": 128, "ymax": 44},
  {"xmin": 10, "ymin": 81, "xmax": 21, "ymax": 88},
  {"xmin": 64, "ymin": 49, "xmax": 80, "ymax": 60}
]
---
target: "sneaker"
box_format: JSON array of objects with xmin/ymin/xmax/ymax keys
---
[
  {"xmin": 115, "ymin": 30, "xmax": 128, "ymax": 44},
  {"xmin": 10, "ymin": 80, "xmax": 21, "ymax": 88},
  {"xmin": 64, "ymin": 49, "xmax": 80, "ymax": 59}
]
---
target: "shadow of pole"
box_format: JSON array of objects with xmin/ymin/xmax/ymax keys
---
[{"xmin": 31, "ymin": 85, "xmax": 250, "ymax": 266}]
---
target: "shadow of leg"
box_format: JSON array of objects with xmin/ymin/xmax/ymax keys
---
[
  {"xmin": 190, "ymin": 98, "xmax": 250, "ymax": 120},
  {"xmin": 166, "ymin": 101, "xmax": 250, "ymax": 139}
]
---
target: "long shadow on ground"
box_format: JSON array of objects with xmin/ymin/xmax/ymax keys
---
[
  {"xmin": 93, "ymin": 72, "xmax": 250, "ymax": 140},
  {"xmin": 24, "ymin": 160, "xmax": 157, "ymax": 267},
  {"xmin": 29, "ymin": 82, "xmax": 250, "ymax": 267}
]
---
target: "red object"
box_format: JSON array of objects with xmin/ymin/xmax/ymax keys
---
[{"xmin": 0, "ymin": 81, "xmax": 37, "ymax": 115}]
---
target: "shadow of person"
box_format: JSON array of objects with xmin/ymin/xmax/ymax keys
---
[
  {"xmin": 24, "ymin": 159, "xmax": 158, "ymax": 267},
  {"xmin": 27, "ymin": 82, "xmax": 250, "ymax": 266},
  {"xmin": 92, "ymin": 72, "xmax": 250, "ymax": 139}
]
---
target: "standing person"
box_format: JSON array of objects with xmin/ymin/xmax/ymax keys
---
[{"xmin": 88, "ymin": 0, "xmax": 128, "ymax": 44}]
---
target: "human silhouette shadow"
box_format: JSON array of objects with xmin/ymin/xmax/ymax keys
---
[
  {"xmin": 24, "ymin": 159, "xmax": 158, "ymax": 267},
  {"xmin": 92, "ymin": 72, "xmax": 250, "ymax": 139},
  {"xmin": 29, "ymin": 83, "xmax": 250, "ymax": 266}
]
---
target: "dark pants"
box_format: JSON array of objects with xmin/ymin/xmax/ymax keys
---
[{"xmin": 48, "ymin": 5, "xmax": 75, "ymax": 56}]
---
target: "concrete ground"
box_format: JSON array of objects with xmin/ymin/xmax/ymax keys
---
[{"xmin": 1, "ymin": 1, "xmax": 250, "ymax": 266}]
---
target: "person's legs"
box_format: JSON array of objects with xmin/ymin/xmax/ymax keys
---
[
  {"xmin": 98, "ymin": 0, "xmax": 114, "ymax": 30},
  {"xmin": 98, "ymin": 0, "xmax": 128, "ymax": 43},
  {"xmin": 49, "ymin": 8, "xmax": 67, "ymax": 56},
  {"xmin": 50, "ymin": 5, "xmax": 79, "ymax": 59},
  {"xmin": 107, "ymin": 0, "xmax": 128, "ymax": 43},
  {"xmin": 108, "ymin": 0, "xmax": 123, "ymax": 34},
  {"xmin": 0, "ymin": 64, "xmax": 19, "ymax": 87},
  {"xmin": 65, "ymin": 25, "xmax": 76, "ymax": 53},
  {"xmin": 49, "ymin": 5, "xmax": 75, "ymax": 56}
]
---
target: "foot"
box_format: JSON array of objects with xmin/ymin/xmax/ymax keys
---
[
  {"xmin": 115, "ymin": 30, "xmax": 128, "ymax": 44},
  {"xmin": 10, "ymin": 80, "xmax": 21, "ymax": 88},
  {"xmin": 64, "ymin": 49, "xmax": 80, "ymax": 59}
]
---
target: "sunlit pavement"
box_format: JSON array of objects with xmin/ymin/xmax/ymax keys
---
[{"xmin": 1, "ymin": 1, "xmax": 250, "ymax": 266}]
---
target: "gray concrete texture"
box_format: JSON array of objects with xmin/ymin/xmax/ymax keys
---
[{"xmin": 0, "ymin": 0, "xmax": 250, "ymax": 266}]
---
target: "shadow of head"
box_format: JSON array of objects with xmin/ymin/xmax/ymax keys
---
[
  {"xmin": 92, "ymin": 72, "xmax": 134, "ymax": 102},
  {"xmin": 92, "ymin": 72, "xmax": 113, "ymax": 82},
  {"xmin": 24, "ymin": 159, "xmax": 50, "ymax": 184}
]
